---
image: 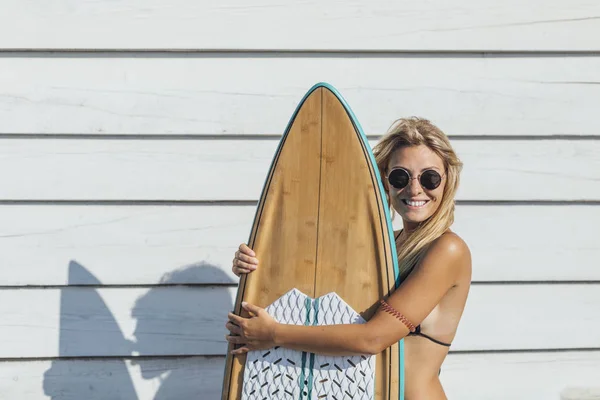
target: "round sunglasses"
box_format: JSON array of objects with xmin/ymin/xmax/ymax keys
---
[{"xmin": 387, "ymin": 168, "xmax": 443, "ymax": 191}]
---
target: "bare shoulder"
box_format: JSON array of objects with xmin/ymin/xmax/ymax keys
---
[
  {"xmin": 436, "ymin": 231, "xmax": 470, "ymax": 257},
  {"xmin": 423, "ymin": 231, "xmax": 472, "ymax": 275}
]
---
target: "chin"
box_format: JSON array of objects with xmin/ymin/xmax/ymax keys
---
[{"xmin": 401, "ymin": 213, "xmax": 432, "ymax": 224}]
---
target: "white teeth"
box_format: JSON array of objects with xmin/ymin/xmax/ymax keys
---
[{"xmin": 403, "ymin": 200, "xmax": 427, "ymax": 207}]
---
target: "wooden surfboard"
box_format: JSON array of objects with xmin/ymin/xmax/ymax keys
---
[{"xmin": 221, "ymin": 83, "xmax": 404, "ymax": 400}]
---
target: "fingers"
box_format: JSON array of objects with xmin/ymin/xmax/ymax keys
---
[
  {"xmin": 239, "ymin": 243, "xmax": 256, "ymax": 257},
  {"xmin": 225, "ymin": 321, "xmax": 241, "ymax": 335},
  {"xmin": 236, "ymin": 251, "xmax": 259, "ymax": 266},
  {"xmin": 232, "ymin": 244, "xmax": 259, "ymax": 277},
  {"xmin": 224, "ymin": 326, "xmax": 251, "ymax": 354},
  {"xmin": 231, "ymin": 346, "xmax": 250, "ymax": 355},
  {"xmin": 226, "ymin": 334, "xmax": 247, "ymax": 345},
  {"xmin": 232, "ymin": 265, "xmax": 254, "ymax": 277},
  {"xmin": 232, "ymin": 260, "xmax": 257, "ymax": 274},
  {"xmin": 241, "ymin": 301, "xmax": 262, "ymax": 316},
  {"xmin": 228, "ymin": 312, "xmax": 245, "ymax": 326}
]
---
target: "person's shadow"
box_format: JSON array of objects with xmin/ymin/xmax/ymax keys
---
[
  {"xmin": 131, "ymin": 264, "xmax": 234, "ymax": 399},
  {"xmin": 42, "ymin": 260, "xmax": 233, "ymax": 399}
]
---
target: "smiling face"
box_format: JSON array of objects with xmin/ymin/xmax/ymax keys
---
[{"xmin": 386, "ymin": 144, "xmax": 446, "ymax": 229}]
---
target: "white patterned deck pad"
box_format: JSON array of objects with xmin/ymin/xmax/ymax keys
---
[{"xmin": 242, "ymin": 289, "xmax": 375, "ymax": 400}]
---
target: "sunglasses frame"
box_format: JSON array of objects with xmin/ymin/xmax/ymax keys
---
[{"xmin": 387, "ymin": 167, "xmax": 444, "ymax": 191}]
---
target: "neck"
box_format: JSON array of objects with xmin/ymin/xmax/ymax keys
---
[{"xmin": 402, "ymin": 221, "xmax": 420, "ymax": 235}]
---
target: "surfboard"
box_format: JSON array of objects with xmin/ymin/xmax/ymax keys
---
[{"xmin": 221, "ymin": 83, "xmax": 403, "ymax": 400}]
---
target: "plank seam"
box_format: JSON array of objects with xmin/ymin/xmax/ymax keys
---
[
  {"xmin": 450, "ymin": 348, "xmax": 600, "ymax": 354},
  {"xmin": 471, "ymin": 281, "xmax": 600, "ymax": 285},
  {"xmin": 2, "ymin": 348, "xmax": 600, "ymax": 362},
  {"xmin": 2, "ymin": 281, "xmax": 598, "ymax": 290},
  {"xmin": 0, "ymin": 355, "xmax": 221, "ymax": 362},
  {"xmin": 3, "ymin": 49, "xmax": 600, "ymax": 57},
  {"xmin": 0, "ymin": 134, "xmax": 599, "ymax": 140},
  {"xmin": 0, "ymin": 200, "xmax": 598, "ymax": 206},
  {"xmin": 0, "ymin": 284, "xmax": 238, "ymax": 289}
]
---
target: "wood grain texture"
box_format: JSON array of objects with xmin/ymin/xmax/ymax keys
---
[
  {"xmin": 316, "ymin": 88, "xmax": 399, "ymax": 399},
  {"xmin": 0, "ymin": 285, "xmax": 598, "ymax": 357},
  {"xmin": 222, "ymin": 87, "xmax": 323, "ymax": 400},
  {"xmin": 0, "ymin": 139, "xmax": 598, "ymax": 201},
  {"xmin": 0, "ymin": 204, "xmax": 598, "ymax": 287},
  {"xmin": 3, "ymin": 352, "xmax": 600, "ymax": 400},
  {"xmin": 222, "ymin": 86, "xmax": 399, "ymax": 399},
  {"xmin": 2, "ymin": 0, "xmax": 600, "ymax": 50},
  {"xmin": 3, "ymin": 56, "xmax": 600, "ymax": 135}
]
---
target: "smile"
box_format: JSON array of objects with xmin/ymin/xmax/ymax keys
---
[{"xmin": 402, "ymin": 199, "xmax": 429, "ymax": 208}]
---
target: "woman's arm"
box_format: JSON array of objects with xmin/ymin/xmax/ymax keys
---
[
  {"xmin": 226, "ymin": 233, "xmax": 470, "ymax": 355},
  {"xmin": 228, "ymin": 305, "xmax": 373, "ymax": 356}
]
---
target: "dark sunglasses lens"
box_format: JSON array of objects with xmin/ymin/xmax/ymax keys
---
[
  {"xmin": 420, "ymin": 170, "xmax": 442, "ymax": 190},
  {"xmin": 388, "ymin": 169, "xmax": 410, "ymax": 189}
]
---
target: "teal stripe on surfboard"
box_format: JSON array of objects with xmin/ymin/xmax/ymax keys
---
[
  {"xmin": 306, "ymin": 297, "xmax": 320, "ymax": 400},
  {"xmin": 298, "ymin": 296, "xmax": 313, "ymax": 399}
]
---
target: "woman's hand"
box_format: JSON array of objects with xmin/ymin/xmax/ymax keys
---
[
  {"xmin": 232, "ymin": 243, "xmax": 259, "ymax": 277},
  {"xmin": 226, "ymin": 302, "xmax": 278, "ymax": 354}
]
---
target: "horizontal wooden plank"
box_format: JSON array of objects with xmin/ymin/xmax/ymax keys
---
[
  {"xmin": 3, "ymin": 352, "xmax": 600, "ymax": 400},
  {"xmin": 452, "ymin": 205, "xmax": 600, "ymax": 282},
  {"xmin": 2, "ymin": 56, "xmax": 600, "ymax": 135},
  {"xmin": 0, "ymin": 285, "xmax": 236, "ymax": 358},
  {"xmin": 0, "ymin": 356, "xmax": 223, "ymax": 400},
  {"xmin": 0, "ymin": 139, "xmax": 598, "ymax": 201},
  {"xmin": 0, "ymin": 204, "xmax": 598, "ymax": 286},
  {"xmin": 0, "ymin": 205, "xmax": 244, "ymax": 286},
  {"xmin": 2, "ymin": 0, "xmax": 600, "ymax": 50},
  {"xmin": 440, "ymin": 351, "xmax": 600, "ymax": 400},
  {"xmin": 0, "ymin": 284, "xmax": 598, "ymax": 357},
  {"xmin": 561, "ymin": 388, "xmax": 600, "ymax": 400}
]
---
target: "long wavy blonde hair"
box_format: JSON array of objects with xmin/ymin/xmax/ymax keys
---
[{"xmin": 373, "ymin": 117, "xmax": 463, "ymax": 280}]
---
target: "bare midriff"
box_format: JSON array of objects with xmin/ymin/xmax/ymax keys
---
[{"xmin": 403, "ymin": 335, "xmax": 451, "ymax": 400}]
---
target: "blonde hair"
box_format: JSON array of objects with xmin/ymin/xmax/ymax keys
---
[{"xmin": 373, "ymin": 117, "xmax": 463, "ymax": 280}]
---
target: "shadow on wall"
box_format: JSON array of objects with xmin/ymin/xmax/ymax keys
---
[
  {"xmin": 130, "ymin": 264, "xmax": 234, "ymax": 399},
  {"xmin": 42, "ymin": 260, "xmax": 234, "ymax": 400}
]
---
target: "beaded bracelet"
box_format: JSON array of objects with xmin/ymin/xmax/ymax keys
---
[{"xmin": 379, "ymin": 299, "xmax": 416, "ymax": 332}]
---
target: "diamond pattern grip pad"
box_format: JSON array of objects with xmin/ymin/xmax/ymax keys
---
[{"xmin": 241, "ymin": 289, "xmax": 375, "ymax": 400}]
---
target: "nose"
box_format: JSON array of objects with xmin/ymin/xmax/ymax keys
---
[{"xmin": 406, "ymin": 176, "xmax": 422, "ymax": 195}]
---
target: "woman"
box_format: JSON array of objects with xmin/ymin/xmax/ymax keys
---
[{"xmin": 226, "ymin": 117, "xmax": 472, "ymax": 399}]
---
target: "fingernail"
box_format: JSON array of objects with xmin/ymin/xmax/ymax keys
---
[{"xmin": 242, "ymin": 301, "xmax": 247, "ymax": 307}]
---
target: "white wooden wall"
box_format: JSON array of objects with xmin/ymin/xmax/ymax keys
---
[{"xmin": 1, "ymin": 1, "xmax": 600, "ymax": 399}]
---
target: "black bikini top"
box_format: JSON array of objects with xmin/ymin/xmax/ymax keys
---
[{"xmin": 395, "ymin": 230, "xmax": 452, "ymax": 348}]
